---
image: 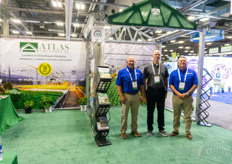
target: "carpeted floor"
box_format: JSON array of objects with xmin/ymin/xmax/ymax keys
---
[{"xmin": 2, "ymin": 107, "xmax": 232, "ymax": 164}]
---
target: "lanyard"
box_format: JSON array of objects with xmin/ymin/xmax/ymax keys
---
[
  {"xmin": 126, "ymin": 67, "xmax": 137, "ymax": 82},
  {"xmin": 178, "ymin": 68, "xmax": 188, "ymax": 82},
  {"xmin": 151, "ymin": 62, "xmax": 160, "ymax": 75}
]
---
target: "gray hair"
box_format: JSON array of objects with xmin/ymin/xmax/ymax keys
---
[{"xmin": 178, "ymin": 55, "xmax": 187, "ymax": 61}]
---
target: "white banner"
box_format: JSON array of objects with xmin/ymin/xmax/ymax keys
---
[{"xmin": 0, "ymin": 38, "xmax": 86, "ymax": 85}]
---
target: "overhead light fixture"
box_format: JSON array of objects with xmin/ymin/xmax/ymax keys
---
[
  {"xmin": 73, "ymin": 23, "xmax": 80, "ymax": 27},
  {"xmin": 226, "ymin": 36, "xmax": 232, "ymax": 39},
  {"xmin": 178, "ymin": 41, "xmax": 184, "ymax": 44},
  {"xmin": 178, "ymin": 46, "xmax": 183, "ymax": 49},
  {"xmin": 184, "ymin": 50, "xmax": 188, "ymax": 52},
  {"xmin": 166, "ymin": 31, "xmax": 172, "ymax": 34},
  {"xmin": 52, "ymin": 1, "xmax": 62, "ymax": 8},
  {"xmin": 104, "ymin": 25, "xmax": 111, "ymax": 30},
  {"xmin": 12, "ymin": 30, "xmax": 19, "ymax": 34},
  {"xmin": 199, "ymin": 17, "xmax": 209, "ymax": 22},
  {"xmin": 57, "ymin": 1, "xmax": 62, "ymax": 7},
  {"xmin": 137, "ymin": 38, "xmax": 142, "ymax": 42},
  {"xmin": 162, "ymin": 45, "xmax": 166, "ymax": 48},
  {"xmin": 164, "ymin": 50, "xmax": 168, "ymax": 52},
  {"xmin": 11, "ymin": 18, "xmax": 21, "ymax": 24},
  {"xmin": 71, "ymin": 34, "xmax": 77, "ymax": 37},
  {"xmin": 147, "ymin": 38, "xmax": 153, "ymax": 42},
  {"xmin": 206, "ymin": 42, "xmax": 212, "ymax": 45},
  {"xmin": 56, "ymin": 22, "xmax": 64, "ymax": 26},
  {"xmin": 76, "ymin": 3, "xmax": 85, "ymax": 10},
  {"xmin": 170, "ymin": 40, "xmax": 176, "ymax": 43},
  {"xmin": 169, "ymin": 50, "xmax": 173, "ymax": 52},
  {"xmin": 187, "ymin": 16, "xmax": 195, "ymax": 20},
  {"xmin": 190, "ymin": 50, "xmax": 194, "ymax": 53},
  {"xmin": 80, "ymin": 4, "xmax": 85, "ymax": 10},
  {"xmin": 155, "ymin": 30, "xmax": 162, "ymax": 33},
  {"xmin": 185, "ymin": 47, "xmax": 190, "ymax": 49},
  {"xmin": 58, "ymin": 33, "xmax": 65, "ymax": 37},
  {"xmin": 26, "ymin": 31, "xmax": 32, "ymax": 35},
  {"xmin": 109, "ymin": 37, "xmax": 114, "ymax": 40}
]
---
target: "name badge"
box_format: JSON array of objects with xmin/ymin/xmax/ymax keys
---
[
  {"xmin": 179, "ymin": 82, "xmax": 185, "ymax": 90},
  {"xmin": 132, "ymin": 81, "xmax": 138, "ymax": 90},
  {"xmin": 154, "ymin": 76, "xmax": 160, "ymax": 84}
]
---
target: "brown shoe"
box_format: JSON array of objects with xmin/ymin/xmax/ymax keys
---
[
  {"xmin": 186, "ymin": 133, "xmax": 192, "ymax": 140},
  {"xmin": 169, "ymin": 131, "xmax": 179, "ymax": 136},
  {"xmin": 121, "ymin": 132, "xmax": 127, "ymax": 139},
  {"xmin": 131, "ymin": 131, "xmax": 141, "ymax": 137}
]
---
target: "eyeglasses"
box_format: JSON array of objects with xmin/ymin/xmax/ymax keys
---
[{"xmin": 154, "ymin": 53, "xmax": 160, "ymax": 56}]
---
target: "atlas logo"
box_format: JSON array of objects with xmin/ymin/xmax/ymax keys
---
[{"xmin": 20, "ymin": 42, "xmax": 38, "ymax": 52}]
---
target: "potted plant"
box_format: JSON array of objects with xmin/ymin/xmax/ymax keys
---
[
  {"xmin": 24, "ymin": 100, "xmax": 34, "ymax": 114},
  {"xmin": 78, "ymin": 96, "xmax": 87, "ymax": 111},
  {"xmin": 42, "ymin": 96, "xmax": 53, "ymax": 113}
]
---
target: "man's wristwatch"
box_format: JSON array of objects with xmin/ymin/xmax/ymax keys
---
[{"xmin": 186, "ymin": 92, "xmax": 189, "ymax": 96}]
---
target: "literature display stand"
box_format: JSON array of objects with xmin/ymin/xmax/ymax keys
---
[{"xmin": 88, "ymin": 66, "xmax": 112, "ymax": 146}]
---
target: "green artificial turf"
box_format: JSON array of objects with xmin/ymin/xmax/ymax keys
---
[{"xmin": 2, "ymin": 107, "xmax": 232, "ymax": 164}]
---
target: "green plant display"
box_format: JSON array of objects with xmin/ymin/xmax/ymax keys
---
[
  {"xmin": 78, "ymin": 96, "xmax": 87, "ymax": 105},
  {"xmin": 3, "ymin": 90, "xmax": 63, "ymax": 110},
  {"xmin": 24, "ymin": 100, "xmax": 34, "ymax": 109},
  {"xmin": 42, "ymin": 96, "xmax": 53, "ymax": 109}
]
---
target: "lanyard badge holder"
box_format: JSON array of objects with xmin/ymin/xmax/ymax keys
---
[
  {"xmin": 178, "ymin": 68, "xmax": 188, "ymax": 91},
  {"xmin": 126, "ymin": 68, "xmax": 138, "ymax": 90},
  {"xmin": 151, "ymin": 62, "xmax": 160, "ymax": 84}
]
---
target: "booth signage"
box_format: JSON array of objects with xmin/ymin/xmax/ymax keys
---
[
  {"xmin": 91, "ymin": 26, "xmax": 105, "ymax": 42},
  {"xmin": 209, "ymin": 47, "xmax": 219, "ymax": 54},
  {"xmin": 221, "ymin": 45, "xmax": 232, "ymax": 52},
  {"xmin": 190, "ymin": 29, "xmax": 224, "ymax": 42}
]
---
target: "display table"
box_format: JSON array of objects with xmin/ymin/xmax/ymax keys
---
[
  {"xmin": 0, "ymin": 96, "xmax": 24, "ymax": 134},
  {"xmin": 0, "ymin": 152, "xmax": 18, "ymax": 164}
]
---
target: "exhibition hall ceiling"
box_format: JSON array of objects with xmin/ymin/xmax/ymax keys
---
[{"xmin": 1, "ymin": 0, "xmax": 232, "ymax": 59}]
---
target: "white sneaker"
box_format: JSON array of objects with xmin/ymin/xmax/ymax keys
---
[
  {"xmin": 147, "ymin": 131, "xmax": 152, "ymax": 137},
  {"xmin": 159, "ymin": 130, "xmax": 168, "ymax": 137}
]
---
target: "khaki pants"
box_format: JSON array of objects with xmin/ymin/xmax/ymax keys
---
[
  {"xmin": 172, "ymin": 95, "xmax": 193, "ymax": 135},
  {"xmin": 121, "ymin": 93, "xmax": 140, "ymax": 132}
]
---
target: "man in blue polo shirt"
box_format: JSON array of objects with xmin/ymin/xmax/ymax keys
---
[
  {"xmin": 116, "ymin": 56, "xmax": 145, "ymax": 139},
  {"xmin": 169, "ymin": 56, "xmax": 198, "ymax": 140}
]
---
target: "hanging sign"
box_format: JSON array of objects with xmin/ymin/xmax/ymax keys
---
[
  {"xmin": 209, "ymin": 47, "xmax": 219, "ymax": 54},
  {"xmin": 221, "ymin": 45, "xmax": 232, "ymax": 52},
  {"xmin": 190, "ymin": 29, "xmax": 224, "ymax": 42},
  {"xmin": 91, "ymin": 26, "xmax": 105, "ymax": 42}
]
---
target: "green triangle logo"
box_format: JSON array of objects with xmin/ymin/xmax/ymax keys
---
[{"xmin": 20, "ymin": 42, "xmax": 38, "ymax": 52}]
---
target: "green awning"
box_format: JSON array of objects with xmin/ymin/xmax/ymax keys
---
[{"xmin": 108, "ymin": 0, "xmax": 197, "ymax": 30}]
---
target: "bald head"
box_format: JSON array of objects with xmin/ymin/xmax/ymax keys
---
[
  {"xmin": 126, "ymin": 56, "xmax": 135, "ymax": 69},
  {"xmin": 152, "ymin": 50, "xmax": 161, "ymax": 64}
]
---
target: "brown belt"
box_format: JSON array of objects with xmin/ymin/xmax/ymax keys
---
[{"xmin": 124, "ymin": 92, "xmax": 138, "ymax": 95}]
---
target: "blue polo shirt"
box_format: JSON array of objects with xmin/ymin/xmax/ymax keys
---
[
  {"xmin": 169, "ymin": 68, "xmax": 198, "ymax": 95},
  {"xmin": 116, "ymin": 66, "xmax": 144, "ymax": 93}
]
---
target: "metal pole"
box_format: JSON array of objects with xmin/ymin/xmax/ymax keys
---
[
  {"xmin": 86, "ymin": 40, "xmax": 90, "ymax": 106},
  {"xmin": 195, "ymin": 28, "xmax": 206, "ymax": 123}
]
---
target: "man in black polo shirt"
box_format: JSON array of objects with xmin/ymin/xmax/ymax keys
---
[{"xmin": 143, "ymin": 50, "xmax": 169, "ymax": 137}]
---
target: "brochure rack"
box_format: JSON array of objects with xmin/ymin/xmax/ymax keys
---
[
  {"xmin": 89, "ymin": 66, "xmax": 112, "ymax": 146},
  {"xmin": 198, "ymin": 68, "xmax": 213, "ymax": 127}
]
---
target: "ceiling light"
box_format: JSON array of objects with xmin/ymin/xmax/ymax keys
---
[
  {"xmin": 185, "ymin": 47, "xmax": 190, "ymax": 49},
  {"xmin": 155, "ymin": 30, "xmax": 162, "ymax": 33},
  {"xmin": 137, "ymin": 39, "xmax": 142, "ymax": 42},
  {"xmin": 190, "ymin": 50, "xmax": 194, "ymax": 53},
  {"xmin": 169, "ymin": 50, "xmax": 173, "ymax": 52},
  {"xmin": 178, "ymin": 41, "xmax": 184, "ymax": 44},
  {"xmin": 73, "ymin": 23, "xmax": 79, "ymax": 27},
  {"xmin": 204, "ymin": 51, "xmax": 207, "ymax": 53},
  {"xmin": 58, "ymin": 33, "xmax": 65, "ymax": 37},
  {"xmin": 56, "ymin": 22, "xmax": 64, "ymax": 26},
  {"xmin": 57, "ymin": 2, "xmax": 62, "ymax": 7},
  {"xmin": 184, "ymin": 50, "xmax": 188, "ymax": 52},
  {"xmin": 0, "ymin": 18, "xmax": 2, "ymax": 22},
  {"xmin": 170, "ymin": 40, "xmax": 176, "ymax": 43},
  {"xmin": 71, "ymin": 34, "xmax": 77, "ymax": 37},
  {"xmin": 11, "ymin": 18, "xmax": 21, "ymax": 24},
  {"xmin": 80, "ymin": 4, "xmax": 85, "ymax": 10},
  {"xmin": 147, "ymin": 38, "xmax": 153, "ymax": 42},
  {"xmin": 75, "ymin": 3, "xmax": 80, "ymax": 9},
  {"xmin": 104, "ymin": 25, "xmax": 111, "ymax": 30},
  {"xmin": 206, "ymin": 42, "xmax": 212, "ymax": 45},
  {"xmin": 166, "ymin": 31, "xmax": 172, "ymax": 34},
  {"xmin": 164, "ymin": 50, "xmax": 168, "ymax": 52},
  {"xmin": 187, "ymin": 16, "xmax": 195, "ymax": 20},
  {"xmin": 12, "ymin": 30, "xmax": 19, "ymax": 34},
  {"xmin": 189, "ymin": 54, "xmax": 192, "ymax": 55},
  {"xmin": 26, "ymin": 31, "xmax": 32, "ymax": 35},
  {"xmin": 199, "ymin": 17, "xmax": 209, "ymax": 22},
  {"xmin": 109, "ymin": 37, "xmax": 114, "ymax": 40},
  {"xmin": 52, "ymin": 1, "xmax": 58, "ymax": 7},
  {"xmin": 226, "ymin": 36, "xmax": 232, "ymax": 39},
  {"xmin": 162, "ymin": 45, "xmax": 166, "ymax": 48},
  {"xmin": 178, "ymin": 46, "xmax": 183, "ymax": 49}
]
